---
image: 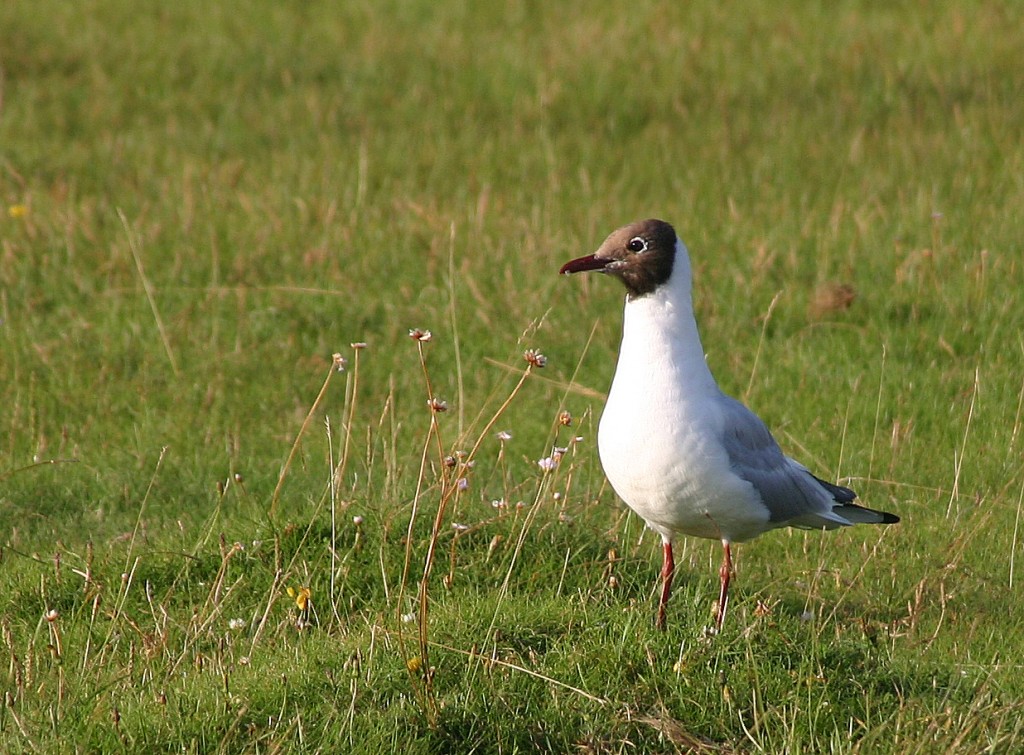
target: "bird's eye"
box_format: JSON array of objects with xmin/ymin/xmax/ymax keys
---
[{"xmin": 627, "ymin": 237, "xmax": 647, "ymax": 253}]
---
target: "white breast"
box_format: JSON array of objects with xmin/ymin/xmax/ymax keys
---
[{"xmin": 596, "ymin": 249, "xmax": 772, "ymax": 543}]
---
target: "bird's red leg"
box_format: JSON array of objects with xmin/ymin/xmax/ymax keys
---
[
  {"xmin": 657, "ymin": 540, "xmax": 675, "ymax": 631},
  {"xmin": 714, "ymin": 540, "xmax": 733, "ymax": 633}
]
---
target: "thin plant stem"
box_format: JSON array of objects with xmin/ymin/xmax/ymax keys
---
[
  {"xmin": 270, "ymin": 359, "xmax": 343, "ymax": 517},
  {"xmin": 335, "ymin": 344, "xmax": 363, "ymax": 491},
  {"xmin": 416, "ymin": 361, "xmax": 537, "ymax": 710},
  {"xmin": 118, "ymin": 208, "xmax": 180, "ymax": 378}
]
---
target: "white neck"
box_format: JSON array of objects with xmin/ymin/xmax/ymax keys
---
[{"xmin": 616, "ymin": 242, "xmax": 719, "ymax": 396}]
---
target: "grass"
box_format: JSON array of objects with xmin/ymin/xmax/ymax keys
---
[{"xmin": 2, "ymin": 0, "xmax": 1024, "ymax": 751}]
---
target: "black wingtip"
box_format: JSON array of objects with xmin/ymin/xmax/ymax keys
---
[
  {"xmin": 812, "ymin": 473, "xmax": 900, "ymax": 525},
  {"xmin": 812, "ymin": 473, "xmax": 857, "ymax": 503},
  {"xmin": 834, "ymin": 503, "xmax": 900, "ymax": 526}
]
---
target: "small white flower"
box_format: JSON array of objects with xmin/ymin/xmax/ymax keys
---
[
  {"xmin": 496, "ymin": 430, "xmax": 512, "ymax": 442},
  {"xmin": 408, "ymin": 328, "xmax": 432, "ymax": 342},
  {"xmin": 428, "ymin": 397, "xmax": 448, "ymax": 413},
  {"xmin": 538, "ymin": 457, "xmax": 557, "ymax": 472},
  {"xmin": 523, "ymin": 348, "xmax": 547, "ymax": 368},
  {"xmin": 401, "ymin": 612, "xmax": 416, "ymax": 623},
  {"xmin": 350, "ymin": 342, "xmax": 367, "ymax": 350},
  {"xmin": 332, "ymin": 353, "xmax": 348, "ymax": 372},
  {"xmin": 228, "ymin": 618, "xmax": 246, "ymax": 631},
  {"xmin": 352, "ymin": 515, "xmax": 364, "ymax": 526},
  {"xmin": 452, "ymin": 522, "xmax": 470, "ymax": 532},
  {"xmin": 457, "ymin": 478, "xmax": 469, "ymax": 491}
]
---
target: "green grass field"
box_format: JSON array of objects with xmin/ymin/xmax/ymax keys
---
[{"xmin": 3, "ymin": 1, "xmax": 1024, "ymax": 751}]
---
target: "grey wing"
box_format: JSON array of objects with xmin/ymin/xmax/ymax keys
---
[{"xmin": 716, "ymin": 395, "xmax": 852, "ymax": 528}]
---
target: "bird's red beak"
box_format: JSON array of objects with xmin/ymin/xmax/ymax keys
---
[{"xmin": 559, "ymin": 254, "xmax": 608, "ymax": 275}]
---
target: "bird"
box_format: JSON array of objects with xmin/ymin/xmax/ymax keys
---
[{"xmin": 559, "ymin": 219, "xmax": 899, "ymax": 632}]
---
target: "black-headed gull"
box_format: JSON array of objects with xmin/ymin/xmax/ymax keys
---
[{"xmin": 560, "ymin": 219, "xmax": 899, "ymax": 632}]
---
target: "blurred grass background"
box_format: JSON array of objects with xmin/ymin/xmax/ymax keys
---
[{"xmin": 2, "ymin": 0, "xmax": 1023, "ymax": 751}]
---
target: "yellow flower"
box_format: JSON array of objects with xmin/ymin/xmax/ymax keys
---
[
  {"xmin": 7, "ymin": 204, "xmax": 28, "ymax": 219},
  {"xmin": 286, "ymin": 586, "xmax": 311, "ymax": 611},
  {"xmin": 406, "ymin": 656, "xmax": 422, "ymax": 673}
]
